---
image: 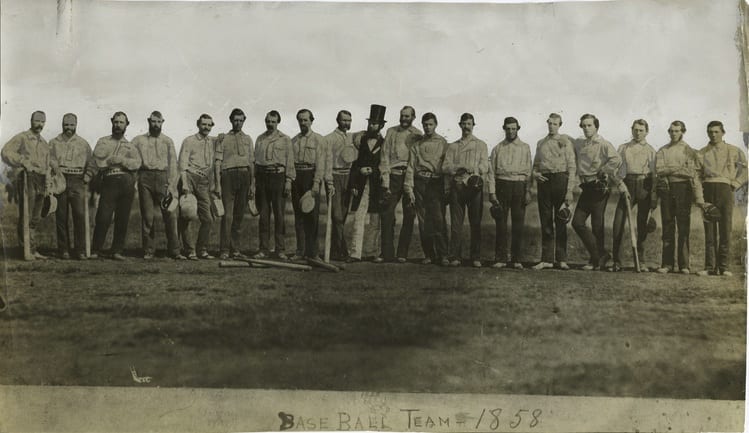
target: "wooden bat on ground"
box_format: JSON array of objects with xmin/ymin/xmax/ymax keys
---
[
  {"xmin": 84, "ymin": 183, "xmax": 91, "ymax": 258},
  {"xmin": 21, "ymin": 170, "xmax": 32, "ymax": 261},
  {"xmin": 307, "ymin": 257, "xmax": 340, "ymax": 272},
  {"xmin": 623, "ymin": 194, "xmax": 641, "ymax": 272},
  {"xmin": 218, "ymin": 261, "xmax": 269, "ymax": 269},
  {"xmin": 324, "ymin": 186, "xmax": 332, "ymax": 263},
  {"xmin": 244, "ymin": 258, "xmax": 312, "ymax": 271}
]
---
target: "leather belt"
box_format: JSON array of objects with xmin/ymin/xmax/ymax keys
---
[
  {"xmin": 104, "ymin": 168, "xmax": 127, "ymax": 177},
  {"xmin": 332, "ymin": 167, "xmax": 350, "ymax": 175},
  {"xmin": 416, "ymin": 170, "xmax": 438, "ymax": 179},
  {"xmin": 540, "ymin": 171, "xmax": 567, "ymax": 176},
  {"xmin": 223, "ymin": 166, "xmax": 249, "ymax": 172},
  {"xmin": 60, "ymin": 167, "xmax": 84, "ymax": 175},
  {"xmin": 187, "ymin": 163, "xmax": 209, "ymax": 177},
  {"xmin": 258, "ymin": 165, "xmax": 286, "ymax": 174},
  {"xmin": 580, "ymin": 174, "xmax": 599, "ymax": 183},
  {"xmin": 625, "ymin": 174, "xmax": 651, "ymax": 180},
  {"xmin": 295, "ymin": 163, "xmax": 315, "ymax": 171},
  {"xmin": 390, "ymin": 166, "xmax": 407, "ymax": 176}
]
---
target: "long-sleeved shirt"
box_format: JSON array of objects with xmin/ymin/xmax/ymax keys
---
[
  {"xmin": 442, "ymin": 134, "xmax": 489, "ymax": 184},
  {"xmin": 49, "ymin": 133, "xmax": 93, "ymax": 181},
  {"xmin": 617, "ymin": 140, "xmax": 656, "ymax": 179},
  {"xmin": 91, "ymin": 135, "xmax": 142, "ymax": 171},
  {"xmin": 132, "ymin": 132, "xmax": 178, "ymax": 186},
  {"xmin": 292, "ymin": 130, "xmax": 325, "ymax": 187},
  {"xmin": 215, "ymin": 130, "xmax": 254, "ymax": 170},
  {"xmin": 178, "ymin": 133, "xmax": 216, "ymax": 176},
  {"xmin": 573, "ymin": 133, "xmax": 621, "ymax": 183},
  {"xmin": 654, "ymin": 140, "xmax": 703, "ymax": 203},
  {"xmin": 380, "ymin": 125, "xmax": 422, "ymax": 187},
  {"xmin": 255, "ymin": 129, "xmax": 295, "ymax": 182},
  {"xmin": 696, "ymin": 141, "xmax": 748, "ymax": 189},
  {"xmin": 404, "ymin": 134, "xmax": 448, "ymax": 193},
  {"xmin": 488, "ymin": 138, "xmax": 532, "ymax": 194},
  {"xmin": 324, "ymin": 127, "xmax": 356, "ymax": 173},
  {"xmin": 1, "ymin": 130, "xmax": 51, "ymax": 174},
  {"xmin": 533, "ymin": 133, "xmax": 576, "ymax": 194}
]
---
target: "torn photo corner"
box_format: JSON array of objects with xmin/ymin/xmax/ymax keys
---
[{"xmin": 0, "ymin": 0, "xmax": 747, "ymax": 432}]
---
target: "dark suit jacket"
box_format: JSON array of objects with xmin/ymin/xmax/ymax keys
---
[{"xmin": 349, "ymin": 133, "xmax": 384, "ymax": 213}]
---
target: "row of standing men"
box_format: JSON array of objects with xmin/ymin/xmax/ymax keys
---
[{"xmin": 2, "ymin": 105, "xmax": 746, "ymax": 276}]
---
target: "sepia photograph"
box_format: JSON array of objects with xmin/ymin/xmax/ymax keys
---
[{"xmin": 0, "ymin": 0, "xmax": 746, "ymax": 431}]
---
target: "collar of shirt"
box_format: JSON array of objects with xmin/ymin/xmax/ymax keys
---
[
  {"xmin": 335, "ymin": 128, "xmax": 348, "ymax": 137},
  {"xmin": 54, "ymin": 133, "xmax": 79, "ymax": 143},
  {"xmin": 24, "ymin": 130, "xmax": 45, "ymax": 142},
  {"xmin": 707, "ymin": 141, "xmax": 727, "ymax": 150},
  {"xmin": 583, "ymin": 134, "xmax": 603, "ymax": 145},
  {"xmin": 457, "ymin": 134, "xmax": 477, "ymax": 146},
  {"xmin": 664, "ymin": 140, "xmax": 687, "ymax": 149}
]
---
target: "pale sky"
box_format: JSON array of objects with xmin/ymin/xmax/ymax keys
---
[{"xmin": 0, "ymin": 0, "xmax": 745, "ymax": 153}]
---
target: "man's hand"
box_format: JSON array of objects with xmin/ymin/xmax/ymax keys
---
[
  {"xmin": 360, "ymin": 167, "xmax": 372, "ymax": 176},
  {"xmin": 20, "ymin": 158, "xmax": 33, "ymax": 172},
  {"xmin": 455, "ymin": 167, "xmax": 468, "ymax": 176},
  {"xmin": 564, "ymin": 190, "xmax": 573, "ymax": 206},
  {"xmin": 108, "ymin": 155, "xmax": 123, "ymax": 166},
  {"xmin": 618, "ymin": 182, "xmax": 630, "ymax": 201},
  {"xmin": 283, "ymin": 180, "xmax": 292, "ymax": 198},
  {"xmin": 50, "ymin": 160, "xmax": 60, "ymax": 173},
  {"xmin": 351, "ymin": 188, "xmax": 359, "ymax": 197},
  {"xmin": 524, "ymin": 190, "xmax": 532, "ymax": 206},
  {"xmin": 247, "ymin": 188, "xmax": 255, "ymax": 201},
  {"xmin": 312, "ymin": 184, "xmax": 320, "ymax": 197},
  {"xmin": 217, "ymin": 133, "xmax": 226, "ymax": 143},
  {"xmin": 406, "ymin": 190, "xmax": 415, "ymax": 205},
  {"xmin": 649, "ymin": 192, "xmax": 658, "ymax": 210},
  {"xmin": 489, "ymin": 193, "xmax": 499, "ymax": 206},
  {"xmin": 326, "ymin": 183, "xmax": 336, "ymax": 198},
  {"xmin": 534, "ymin": 172, "xmax": 548, "ymax": 183}
]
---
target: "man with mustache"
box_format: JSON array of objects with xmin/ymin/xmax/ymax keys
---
[
  {"xmin": 254, "ymin": 110, "xmax": 295, "ymax": 260},
  {"xmin": 379, "ymin": 106, "xmax": 422, "ymax": 263},
  {"xmin": 321, "ymin": 110, "xmax": 354, "ymax": 261},
  {"xmin": 290, "ymin": 109, "xmax": 326, "ymax": 260},
  {"xmin": 2, "ymin": 111, "xmax": 52, "ymax": 260},
  {"xmin": 90, "ymin": 111, "xmax": 142, "ymax": 260},
  {"xmin": 49, "ymin": 113, "xmax": 93, "ymax": 260},
  {"xmin": 178, "ymin": 114, "xmax": 218, "ymax": 260},
  {"xmin": 348, "ymin": 104, "xmax": 387, "ymax": 262},
  {"xmin": 131, "ymin": 111, "xmax": 184, "ymax": 260},
  {"xmin": 215, "ymin": 108, "xmax": 255, "ymax": 260},
  {"xmin": 443, "ymin": 113, "xmax": 489, "ymax": 268}
]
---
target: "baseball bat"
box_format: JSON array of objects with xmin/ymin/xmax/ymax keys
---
[
  {"xmin": 21, "ymin": 170, "xmax": 32, "ymax": 261},
  {"xmin": 624, "ymin": 194, "xmax": 641, "ymax": 272},
  {"xmin": 84, "ymin": 183, "xmax": 91, "ymax": 257},
  {"xmin": 324, "ymin": 185, "xmax": 332, "ymax": 263},
  {"xmin": 244, "ymin": 258, "xmax": 312, "ymax": 271},
  {"xmin": 218, "ymin": 260, "xmax": 269, "ymax": 269},
  {"xmin": 307, "ymin": 257, "xmax": 340, "ymax": 272}
]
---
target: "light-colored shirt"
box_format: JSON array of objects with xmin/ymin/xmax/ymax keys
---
[
  {"xmin": 132, "ymin": 132, "xmax": 179, "ymax": 187},
  {"xmin": 380, "ymin": 125, "xmax": 422, "ymax": 187},
  {"xmin": 325, "ymin": 128, "xmax": 356, "ymax": 171},
  {"xmin": 697, "ymin": 141, "xmax": 748, "ymax": 189},
  {"xmin": 49, "ymin": 133, "xmax": 91, "ymax": 170},
  {"xmin": 178, "ymin": 133, "xmax": 216, "ymax": 174},
  {"xmin": 292, "ymin": 130, "xmax": 325, "ymax": 165},
  {"xmin": 617, "ymin": 140, "xmax": 656, "ymax": 178},
  {"xmin": 655, "ymin": 140, "xmax": 703, "ymax": 203},
  {"xmin": 573, "ymin": 133, "xmax": 621, "ymax": 182},
  {"xmin": 533, "ymin": 133, "xmax": 576, "ymax": 176},
  {"xmin": 488, "ymin": 138, "xmax": 532, "ymax": 193},
  {"xmin": 255, "ymin": 129, "xmax": 295, "ymax": 182},
  {"xmin": 404, "ymin": 134, "xmax": 448, "ymax": 192},
  {"xmin": 442, "ymin": 134, "xmax": 490, "ymax": 184},
  {"xmin": 1, "ymin": 130, "xmax": 51, "ymax": 174},
  {"xmin": 91, "ymin": 135, "xmax": 141, "ymax": 171},
  {"xmin": 215, "ymin": 130, "xmax": 254, "ymax": 170}
]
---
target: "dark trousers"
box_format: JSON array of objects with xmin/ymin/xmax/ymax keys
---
[
  {"xmin": 380, "ymin": 173, "xmax": 418, "ymax": 260},
  {"xmin": 572, "ymin": 185, "xmax": 609, "ymax": 264},
  {"xmin": 220, "ymin": 167, "xmax": 250, "ymax": 254},
  {"xmin": 138, "ymin": 170, "xmax": 180, "ymax": 256},
  {"xmin": 256, "ymin": 171, "xmax": 286, "ymax": 253},
  {"xmin": 16, "ymin": 172, "xmax": 46, "ymax": 253},
  {"xmin": 420, "ymin": 176, "xmax": 448, "ymax": 261},
  {"xmin": 537, "ymin": 172, "xmax": 568, "ymax": 263},
  {"xmin": 612, "ymin": 176, "xmax": 652, "ymax": 263},
  {"xmin": 702, "ymin": 182, "xmax": 734, "ymax": 272},
  {"xmin": 178, "ymin": 172, "xmax": 212, "ymax": 256},
  {"xmin": 93, "ymin": 172, "xmax": 135, "ymax": 255},
  {"xmin": 449, "ymin": 181, "xmax": 483, "ymax": 261},
  {"xmin": 55, "ymin": 173, "xmax": 87, "ymax": 256},
  {"xmin": 330, "ymin": 173, "xmax": 350, "ymax": 259},
  {"xmin": 658, "ymin": 181, "xmax": 692, "ymax": 270},
  {"xmin": 291, "ymin": 169, "xmax": 319, "ymax": 257},
  {"xmin": 494, "ymin": 179, "xmax": 527, "ymax": 263}
]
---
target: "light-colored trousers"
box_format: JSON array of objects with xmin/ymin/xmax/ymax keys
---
[{"xmin": 349, "ymin": 179, "xmax": 381, "ymax": 259}]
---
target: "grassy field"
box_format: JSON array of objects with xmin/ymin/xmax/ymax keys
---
[{"xmin": 0, "ymin": 192, "xmax": 746, "ymax": 400}]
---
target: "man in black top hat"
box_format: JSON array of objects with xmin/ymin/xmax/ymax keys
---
[{"xmin": 348, "ymin": 104, "xmax": 387, "ymax": 262}]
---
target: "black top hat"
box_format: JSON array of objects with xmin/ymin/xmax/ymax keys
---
[{"xmin": 367, "ymin": 104, "xmax": 387, "ymax": 124}]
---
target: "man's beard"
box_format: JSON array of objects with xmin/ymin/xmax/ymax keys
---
[
  {"xmin": 112, "ymin": 126, "xmax": 124, "ymax": 136},
  {"xmin": 63, "ymin": 128, "xmax": 76, "ymax": 137},
  {"xmin": 149, "ymin": 126, "xmax": 161, "ymax": 136}
]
